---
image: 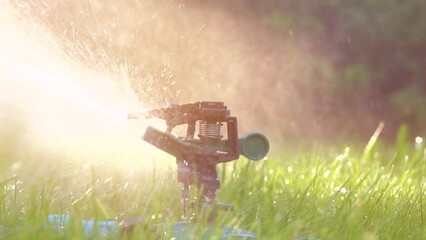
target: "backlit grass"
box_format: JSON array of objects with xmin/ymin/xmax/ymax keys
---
[{"xmin": 1, "ymin": 131, "xmax": 425, "ymax": 239}]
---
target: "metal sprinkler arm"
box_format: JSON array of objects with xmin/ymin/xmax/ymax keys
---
[{"xmin": 133, "ymin": 101, "xmax": 269, "ymax": 223}]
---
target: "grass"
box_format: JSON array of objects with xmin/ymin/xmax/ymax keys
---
[
  {"xmin": 2, "ymin": 1, "xmax": 425, "ymax": 239},
  {"xmin": 1, "ymin": 129, "xmax": 425, "ymax": 239}
]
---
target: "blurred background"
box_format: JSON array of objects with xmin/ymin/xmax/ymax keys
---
[
  {"xmin": 1, "ymin": 2, "xmax": 424, "ymax": 236},
  {"xmin": 5, "ymin": 0, "xmax": 426, "ymax": 148}
]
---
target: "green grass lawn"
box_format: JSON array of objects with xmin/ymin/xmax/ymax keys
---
[
  {"xmin": 1, "ymin": 129, "xmax": 425, "ymax": 239},
  {"xmin": 2, "ymin": 1, "xmax": 425, "ymax": 239}
]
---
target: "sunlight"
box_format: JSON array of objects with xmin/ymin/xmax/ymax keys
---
[{"xmin": 0, "ymin": 4, "xmax": 168, "ymax": 169}]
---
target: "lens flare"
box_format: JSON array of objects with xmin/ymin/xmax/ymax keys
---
[{"xmin": 0, "ymin": 4, "xmax": 167, "ymax": 169}]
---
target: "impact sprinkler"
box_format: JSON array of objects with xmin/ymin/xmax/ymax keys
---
[{"xmin": 128, "ymin": 101, "xmax": 269, "ymax": 239}]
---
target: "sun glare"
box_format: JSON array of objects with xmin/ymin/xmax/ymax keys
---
[{"xmin": 0, "ymin": 4, "xmax": 168, "ymax": 169}]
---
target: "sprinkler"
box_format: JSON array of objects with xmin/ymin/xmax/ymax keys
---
[{"xmin": 128, "ymin": 101, "xmax": 269, "ymax": 239}]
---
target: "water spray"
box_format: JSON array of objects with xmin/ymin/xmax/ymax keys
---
[{"xmin": 128, "ymin": 101, "xmax": 269, "ymax": 239}]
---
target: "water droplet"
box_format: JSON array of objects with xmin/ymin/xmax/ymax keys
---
[
  {"xmin": 415, "ymin": 136, "xmax": 423, "ymax": 144},
  {"xmin": 323, "ymin": 170, "xmax": 331, "ymax": 178}
]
